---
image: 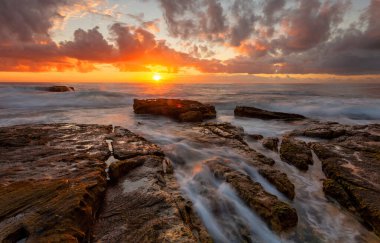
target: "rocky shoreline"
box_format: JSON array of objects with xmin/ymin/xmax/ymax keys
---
[{"xmin": 1, "ymin": 99, "xmax": 380, "ymax": 242}]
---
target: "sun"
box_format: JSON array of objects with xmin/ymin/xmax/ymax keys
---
[{"xmin": 152, "ymin": 73, "xmax": 162, "ymax": 82}]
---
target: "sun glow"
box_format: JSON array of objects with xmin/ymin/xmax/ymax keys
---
[{"xmin": 153, "ymin": 73, "xmax": 162, "ymax": 81}]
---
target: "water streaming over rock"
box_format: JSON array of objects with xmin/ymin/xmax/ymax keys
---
[{"xmin": 1, "ymin": 82, "xmax": 380, "ymax": 242}]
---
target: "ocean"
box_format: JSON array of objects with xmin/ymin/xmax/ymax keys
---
[{"xmin": 1, "ymin": 82, "xmax": 380, "ymax": 242}]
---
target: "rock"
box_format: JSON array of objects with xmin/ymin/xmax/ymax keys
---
[
  {"xmin": 234, "ymin": 106, "xmax": 306, "ymax": 120},
  {"xmin": 0, "ymin": 124, "xmax": 111, "ymax": 242},
  {"xmin": 108, "ymin": 156, "xmax": 146, "ymax": 182},
  {"xmin": 174, "ymin": 196, "xmax": 213, "ymax": 242},
  {"xmin": 44, "ymin": 85, "xmax": 75, "ymax": 92},
  {"xmin": 310, "ymin": 123, "xmax": 380, "ymax": 236},
  {"xmin": 93, "ymin": 156, "xmax": 200, "ymax": 242},
  {"xmin": 293, "ymin": 122, "xmax": 348, "ymax": 139},
  {"xmin": 133, "ymin": 99, "xmax": 216, "ymax": 122},
  {"xmin": 110, "ymin": 126, "xmax": 164, "ymax": 160},
  {"xmin": 206, "ymin": 159, "xmax": 298, "ymax": 232},
  {"xmin": 179, "ymin": 111, "xmax": 204, "ymax": 122},
  {"xmin": 92, "ymin": 126, "xmax": 208, "ymax": 242},
  {"xmin": 187, "ymin": 123, "xmax": 298, "ymax": 233},
  {"xmin": 262, "ymin": 137, "xmax": 279, "ymax": 152},
  {"xmin": 280, "ymin": 137, "xmax": 313, "ymax": 171},
  {"xmin": 258, "ymin": 168, "xmax": 295, "ymax": 200},
  {"xmin": 247, "ymin": 134, "xmax": 264, "ymax": 140},
  {"xmin": 0, "ymin": 123, "xmax": 207, "ymax": 242},
  {"xmin": 198, "ymin": 123, "xmax": 274, "ymax": 165},
  {"xmin": 322, "ymin": 179, "xmax": 354, "ymax": 211}
]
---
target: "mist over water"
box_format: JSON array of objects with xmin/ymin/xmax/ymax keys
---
[{"xmin": 1, "ymin": 82, "xmax": 380, "ymax": 242}]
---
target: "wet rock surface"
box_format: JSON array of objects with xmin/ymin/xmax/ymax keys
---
[
  {"xmin": 0, "ymin": 124, "xmax": 207, "ymax": 242},
  {"xmin": 234, "ymin": 106, "xmax": 306, "ymax": 120},
  {"xmin": 133, "ymin": 98, "xmax": 216, "ymax": 122},
  {"xmin": 0, "ymin": 124, "xmax": 110, "ymax": 242},
  {"xmin": 262, "ymin": 137, "xmax": 279, "ymax": 152},
  {"xmin": 258, "ymin": 168, "xmax": 295, "ymax": 200},
  {"xmin": 280, "ymin": 137, "xmax": 313, "ymax": 171},
  {"xmin": 205, "ymin": 159, "xmax": 298, "ymax": 232},
  {"xmin": 93, "ymin": 126, "xmax": 208, "ymax": 242},
  {"xmin": 193, "ymin": 123, "xmax": 297, "ymax": 226},
  {"xmin": 305, "ymin": 123, "xmax": 380, "ymax": 236}
]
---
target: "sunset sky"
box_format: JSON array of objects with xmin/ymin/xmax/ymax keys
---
[{"xmin": 0, "ymin": 0, "xmax": 379, "ymax": 82}]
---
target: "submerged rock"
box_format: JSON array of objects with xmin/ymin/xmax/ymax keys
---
[
  {"xmin": 234, "ymin": 106, "xmax": 306, "ymax": 120},
  {"xmin": 247, "ymin": 134, "xmax": 264, "ymax": 140},
  {"xmin": 262, "ymin": 137, "xmax": 279, "ymax": 152},
  {"xmin": 133, "ymin": 98, "xmax": 216, "ymax": 122},
  {"xmin": 43, "ymin": 85, "xmax": 75, "ymax": 92},
  {"xmin": 206, "ymin": 159, "xmax": 298, "ymax": 231},
  {"xmin": 280, "ymin": 137, "xmax": 313, "ymax": 171},
  {"xmin": 0, "ymin": 123, "xmax": 207, "ymax": 242},
  {"xmin": 309, "ymin": 123, "xmax": 380, "ymax": 236}
]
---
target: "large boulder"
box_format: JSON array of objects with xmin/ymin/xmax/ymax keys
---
[
  {"xmin": 133, "ymin": 99, "xmax": 216, "ymax": 122},
  {"xmin": 234, "ymin": 106, "xmax": 306, "ymax": 120},
  {"xmin": 280, "ymin": 137, "xmax": 313, "ymax": 171}
]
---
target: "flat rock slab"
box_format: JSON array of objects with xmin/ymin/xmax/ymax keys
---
[
  {"xmin": 133, "ymin": 98, "xmax": 216, "ymax": 122},
  {"xmin": 0, "ymin": 124, "xmax": 204, "ymax": 242},
  {"xmin": 235, "ymin": 106, "xmax": 306, "ymax": 120},
  {"xmin": 0, "ymin": 124, "xmax": 111, "ymax": 242},
  {"xmin": 93, "ymin": 127, "xmax": 207, "ymax": 242}
]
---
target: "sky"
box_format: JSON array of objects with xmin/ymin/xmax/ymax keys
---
[{"xmin": 0, "ymin": 0, "xmax": 379, "ymax": 82}]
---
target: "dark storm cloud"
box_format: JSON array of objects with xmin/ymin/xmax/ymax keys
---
[
  {"xmin": 0, "ymin": 0, "xmax": 66, "ymax": 42},
  {"xmin": 60, "ymin": 27, "xmax": 115, "ymax": 62}
]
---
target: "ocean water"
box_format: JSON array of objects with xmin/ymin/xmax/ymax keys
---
[{"xmin": 1, "ymin": 82, "xmax": 380, "ymax": 242}]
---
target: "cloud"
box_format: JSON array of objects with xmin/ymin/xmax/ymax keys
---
[
  {"xmin": 274, "ymin": 0, "xmax": 350, "ymax": 53},
  {"xmin": 0, "ymin": 0, "xmax": 379, "ymax": 75},
  {"xmin": 60, "ymin": 27, "xmax": 115, "ymax": 62},
  {"xmin": 159, "ymin": 0, "xmax": 228, "ymax": 41}
]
